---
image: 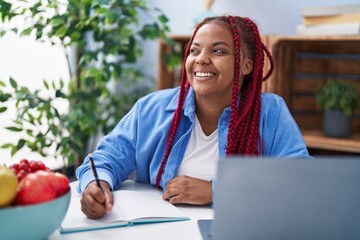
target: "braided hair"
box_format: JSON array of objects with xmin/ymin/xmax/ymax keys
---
[{"xmin": 156, "ymin": 15, "xmax": 274, "ymax": 187}]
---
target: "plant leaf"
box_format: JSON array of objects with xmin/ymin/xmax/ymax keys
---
[
  {"xmin": 9, "ymin": 77, "xmax": 17, "ymax": 88},
  {"xmin": 1, "ymin": 143, "xmax": 13, "ymax": 149},
  {"xmin": 0, "ymin": 106, "xmax": 7, "ymax": 113},
  {"xmin": 6, "ymin": 127, "xmax": 23, "ymax": 132}
]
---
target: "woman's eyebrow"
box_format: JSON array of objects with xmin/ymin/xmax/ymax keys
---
[
  {"xmin": 191, "ymin": 41, "xmax": 231, "ymax": 47},
  {"xmin": 212, "ymin": 41, "xmax": 231, "ymax": 47}
]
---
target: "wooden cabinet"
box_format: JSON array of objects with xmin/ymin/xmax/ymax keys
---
[
  {"xmin": 156, "ymin": 35, "xmax": 190, "ymax": 90},
  {"xmin": 265, "ymin": 35, "xmax": 360, "ymax": 155},
  {"xmin": 157, "ymin": 35, "xmax": 360, "ymax": 155}
]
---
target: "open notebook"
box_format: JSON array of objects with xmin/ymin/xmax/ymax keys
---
[{"xmin": 60, "ymin": 189, "xmax": 189, "ymax": 234}]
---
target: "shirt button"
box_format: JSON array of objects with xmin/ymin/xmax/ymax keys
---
[
  {"xmin": 221, "ymin": 144, "xmax": 226, "ymax": 150},
  {"xmin": 221, "ymin": 120, "xmax": 227, "ymax": 125}
]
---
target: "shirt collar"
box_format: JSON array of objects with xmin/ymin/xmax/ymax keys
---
[{"xmin": 165, "ymin": 87, "xmax": 196, "ymax": 116}]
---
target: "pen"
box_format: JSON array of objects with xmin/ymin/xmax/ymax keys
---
[{"xmin": 89, "ymin": 153, "xmax": 103, "ymax": 191}]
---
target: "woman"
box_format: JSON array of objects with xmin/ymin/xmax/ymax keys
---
[{"xmin": 77, "ymin": 15, "xmax": 310, "ymax": 219}]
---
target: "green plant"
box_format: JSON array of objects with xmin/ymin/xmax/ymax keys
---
[
  {"xmin": 316, "ymin": 79, "xmax": 359, "ymax": 116},
  {"xmin": 0, "ymin": 0, "xmax": 170, "ymax": 167}
]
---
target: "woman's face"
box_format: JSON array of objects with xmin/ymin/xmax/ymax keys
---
[{"xmin": 185, "ymin": 22, "xmax": 252, "ymax": 102}]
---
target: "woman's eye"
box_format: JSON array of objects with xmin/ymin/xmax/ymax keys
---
[
  {"xmin": 190, "ymin": 48, "xmax": 200, "ymax": 55},
  {"xmin": 213, "ymin": 49, "xmax": 225, "ymax": 54}
]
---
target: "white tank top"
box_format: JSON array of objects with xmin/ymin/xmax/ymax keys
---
[{"xmin": 176, "ymin": 115, "xmax": 219, "ymax": 181}]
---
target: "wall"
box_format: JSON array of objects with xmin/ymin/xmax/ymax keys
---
[{"xmin": 150, "ymin": 0, "xmax": 360, "ymax": 35}]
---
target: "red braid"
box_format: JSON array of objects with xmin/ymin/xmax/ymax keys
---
[
  {"xmin": 226, "ymin": 16, "xmax": 274, "ymax": 156},
  {"xmin": 155, "ymin": 29, "xmax": 198, "ymax": 188},
  {"xmin": 226, "ymin": 16, "xmax": 242, "ymax": 154},
  {"xmin": 156, "ymin": 15, "xmax": 275, "ymax": 187}
]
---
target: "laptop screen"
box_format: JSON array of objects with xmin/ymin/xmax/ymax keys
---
[{"xmin": 205, "ymin": 157, "xmax": 360, "ymax": 240}]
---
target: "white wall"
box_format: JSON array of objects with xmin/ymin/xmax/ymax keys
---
[{"xmin": 150, "ymin": 0, "xmax": 360, "ymax": 35}]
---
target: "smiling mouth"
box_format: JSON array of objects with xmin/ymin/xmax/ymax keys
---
[{"xmin": 195, "ymin": 72, "xmax": 216, "ymax": 77}]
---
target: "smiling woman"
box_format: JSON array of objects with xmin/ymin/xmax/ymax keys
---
[
  {"xmin": 186, "ymin": 24, "xmax": 236, "ymax": 99},
  {"xmin": 185, "ymin": 23, "xmax": 254, "ymax": 136},
  {"xmin": 75, "ymin": 15, "xmax": 311, "ymax": 220}
]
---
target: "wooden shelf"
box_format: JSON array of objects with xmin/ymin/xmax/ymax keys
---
[
  {"xmin": 157, "ymin": 35, "xmax": 190, "ymax": 89},
  {"xmin": 302, "ymin": 130, "xmax": 360, "ymax": 154}
]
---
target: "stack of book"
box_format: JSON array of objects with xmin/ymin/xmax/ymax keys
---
[{"xmin": 296, "ymin": 4, "xmax": 360, "ymax": 36}]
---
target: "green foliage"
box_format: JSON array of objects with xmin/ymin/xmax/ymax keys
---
[
  {"xmin": 316, "ymin": 79, "xmax": 359, "ymax": 116},
  {"xmin": 0, "ymin": 0, "xmax": 170, "ymax": 165},
  {"xmin": 161, "ymin": 38, "xmax": 184, "ymax": 71}
]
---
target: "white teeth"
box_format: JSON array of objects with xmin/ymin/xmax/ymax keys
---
[{"xmin": 195, "ymin": 72, "xmax": 214, "ymax": 77}]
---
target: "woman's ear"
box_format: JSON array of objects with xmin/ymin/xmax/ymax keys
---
[{"xmin": 242, "ymin": 58, "xmax": 253, "ymax": 75}]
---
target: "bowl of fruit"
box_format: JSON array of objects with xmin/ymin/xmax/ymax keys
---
[{"xmin": 0, "ymin": 159, "xmax": 71, "ymax": 240}]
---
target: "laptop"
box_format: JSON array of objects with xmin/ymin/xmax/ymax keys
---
[{"xmin": 198, "ymin": 157, "xmax": 360, "ymax": 240}]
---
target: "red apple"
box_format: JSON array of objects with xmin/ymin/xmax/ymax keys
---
[
  {"xmin": 14, "ymin": 172, "xmax": 57, "ymax": 205},
  {"xmin": 53, "ymin": 172, "xmax": 70, "ymax": 196},
  {"xmin": 36, "ymin": 170, "xmax": 70, "ymax": 197}
]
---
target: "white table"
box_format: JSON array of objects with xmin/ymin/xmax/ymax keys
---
[{"xmin": 48, "ymin": 181, "xmax": 214, "ymax": 240}]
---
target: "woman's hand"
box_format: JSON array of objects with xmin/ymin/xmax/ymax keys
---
[
  {"xmin": 163, "ymin": 176, "xmax": 212, "ymax": 205},
  {"xmin": 80, "ymin": 181, "xmax": 113, "ymax": 219}
]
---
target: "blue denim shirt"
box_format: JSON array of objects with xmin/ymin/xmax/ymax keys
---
[{"xmin": 76, "ymin": 87, "xmax": 309, "ymax": 195}]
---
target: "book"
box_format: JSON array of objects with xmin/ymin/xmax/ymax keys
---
[
  {"xmin": 301, "ymin": 4, "xmax": 360, "ymax": 17},
  {"xmin": 303, "ymin": 13, "xmax": 360, "ymax": 26},
  {"xmin": 59, "ymin": 190, "xmax": 190, "ymax": 234},
  {"xmin": 296, "ymin": 23, "xmax": 360, "ymax": 36}
]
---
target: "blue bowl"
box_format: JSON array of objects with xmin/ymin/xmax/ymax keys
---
[{"xmin": 0, "ymin": 189, "xmax": 71, "ymax": 240}]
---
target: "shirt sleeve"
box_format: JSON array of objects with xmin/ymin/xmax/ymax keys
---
[
  {"xmin": 76, "ymin": 102, "xmax": 140, "ymax": 193},
  {"xmin": 260, "ymin": 94, "xmax": 310, "ymax": 158}
]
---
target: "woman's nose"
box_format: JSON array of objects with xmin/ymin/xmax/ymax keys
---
[{"xmin": 196, "ymin": 52, "xmax": 211, "ymax": 65}]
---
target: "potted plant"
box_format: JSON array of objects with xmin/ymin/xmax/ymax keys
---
[
  {"xmin": 315, "ymin": 79, "xmax": 359, "ymax": 138},
  {"xmin": 0, "ymin": 0, "xmax": 171, "ymax": 173}
]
